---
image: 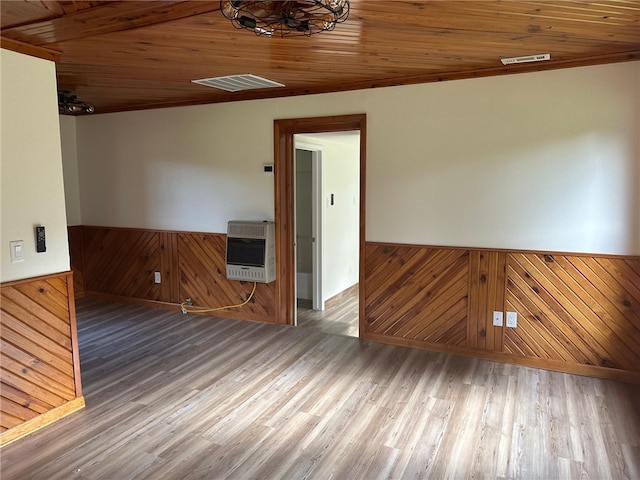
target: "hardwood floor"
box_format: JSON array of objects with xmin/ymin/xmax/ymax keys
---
[
  {"xmin": 2, "ymin": 298, "xmax": 639, "ymax": 479},
  {"xmin": 296, "ymin": 287, "xmax": 358, "ymax": 337}
]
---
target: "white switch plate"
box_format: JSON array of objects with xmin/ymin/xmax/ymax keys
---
[
  {"xmin": 492, "ymin": 311, "xmax": 503, "ymax": 327},
  {"xmin": 506, "ymin": 311, "xmax": 518, "ymax": 328},
  {"xmin": 154, "ymin": 271, "xmax": 161, "ymax": 284},
  {"xmin": 10, "ymin": 240, "xmax": 24, "ymax": 263}
]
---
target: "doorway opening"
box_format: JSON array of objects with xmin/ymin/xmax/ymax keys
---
[
  {"xmin": 273, "ymin": 114, "xmax": 366, "ymax": 338},
  {"xmin": 294, "ymin": 133, "xmax": 360, "ymax": 337}
]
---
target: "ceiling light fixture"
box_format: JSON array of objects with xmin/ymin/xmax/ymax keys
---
[
  {"xmin": 220, "ymin": 0, "xmax": 349, "ymax": 37},
  {"xmin": 58, "ymin": 91, "xmax": 95, "ymax": 115}
]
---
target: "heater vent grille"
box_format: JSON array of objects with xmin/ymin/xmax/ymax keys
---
[
  {"xmin": 500, "ymin": 53, "xmax": 550, "ymax": 65},
  {"xmin": 192, "ymin": 74, "xmax": 284, "ymax": 92},
  {"xmin": 228, "ymin": 222, "xmax": 269, "ymax": 238}
]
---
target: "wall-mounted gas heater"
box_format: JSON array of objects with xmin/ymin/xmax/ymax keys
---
[{"xmin": 226, "ymin": 221, "xmax": 276, "ymax": 283}]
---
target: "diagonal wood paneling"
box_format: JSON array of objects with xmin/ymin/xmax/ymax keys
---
[
  {"xmin": 364, "ymin": 242, "xmax": 639, "ymax": 380},
  {"xmin": 364, "ymin": 243, "xmax": 469, "ymax": 346},
  {"xmin": 78, "ymin": 227, "xmax": 276, "ymax": 323},
  {"xmin": 177, "ymin": 232, "xmax": 276, "ymax": 323},
  {"xmin": 82, "ymin": 227, "xmax": 162, "ymax": 301},
  {"xmin": 505, "ymin": 253, "xmax": 640, "ymax": 371},
  {"xmin": 0, "ymin": 272, "xmax": 83, "ymax": 440}
]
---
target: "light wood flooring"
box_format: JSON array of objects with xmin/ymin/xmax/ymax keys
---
[
  {"xmin": 296, "ymin": 288, "xmax": 359, "ymax": 337},
  {"xmin": 2, "ymin": 298, "xmax": 639, "ymax": 479}
]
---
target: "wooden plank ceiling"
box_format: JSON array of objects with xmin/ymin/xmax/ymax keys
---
[{"xmin": 1, "ymin": 1, "xmax": 639, "ymax": 113}]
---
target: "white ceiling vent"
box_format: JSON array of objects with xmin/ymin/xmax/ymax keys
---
[
  {"xmin": 500, "ymin": 53, "xmax": 550, "ymax": 65},
  {"xmin": 191, "ymin": 74, "xmax": 284, "ymax": 92}
]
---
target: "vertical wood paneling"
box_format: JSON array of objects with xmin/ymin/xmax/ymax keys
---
[
  {"xmin": 177, "ymin": 232, "xmax": 276, "ymax": 323},
  {"xmin": 0, "ymin": 272, "xmax": 84, "ymax": 445},
  {"xmin": 159, "ymin": 231, "xmax": 179, "ymax": 304},
  {"xmin": 67, "ymin": 226, "xmax": 85, "ymax": 298},
  {"xmin": 487, "ymin": 252, "xmax": 507, "ymax": 352},
  {"xmin": 468, "ymin": 251, "xmax": 506, "ymax": 351}
]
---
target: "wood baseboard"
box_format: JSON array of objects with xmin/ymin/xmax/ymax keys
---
[
  {"xmin": 0, "ymin": 396, "xmax": 85, "ymax": 448},
  {"xmin": 86, "ymin": 291, "xmax": 181, "ymax": 312},
  {"xmin": 364, "ymin": 332, "xmax": 640, "ymax": 384},
  {"xmin": 325, "ymin": 283, "xmax": 359, "ymax": 309},
  {"xmin": 84, "ymin": 291, "xmax": 275, "ymax": 324}
]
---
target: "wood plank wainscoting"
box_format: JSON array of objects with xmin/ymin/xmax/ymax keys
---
[
  {"xmin": 364, "ymin": 243, "xmax": 640, "ymax": 383},
  {"xmin": 69, "ymin": 226, "xmax": 640, "ymax": 382},
  {"xmin": 0, "ymin": 271, "xmax": 84, "ymax": 446},
  {"xmin": 67, "ymin": 226, "xmax": 85, "ymax": 299},
  {"xmin": 69, "ymin": 226, "xmax": 276, "ymax": 324}
]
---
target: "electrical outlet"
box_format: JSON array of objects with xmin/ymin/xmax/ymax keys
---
[
  {"xmin": 506, "ymin": 311, "xmax": 518, "ymax": 328},
  {"xmin": 492, "ymin": 311, "xmax": 503, "ymax": 327},
  {"xmin": 154, "ymin": 271, "xmax": 161, "ymax": 284}
]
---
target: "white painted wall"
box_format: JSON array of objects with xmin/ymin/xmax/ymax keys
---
[
  {"xmin": 59, "ymin": 115, "xmax": 82, "ymax": 226},
  {"xmin": 1, "ymin": 49, "xmax": 70, "ymax": 282},
  {"xmin": 66, "ymin": 61, "xmax": 640, "ymax": 255},
  {"xmin": 74, "ymin": 101, "xmax": 276, "ymax": 231},
  {"xmin": 367, "ymin": 63, "xmax": 640, "ymax": 254}
]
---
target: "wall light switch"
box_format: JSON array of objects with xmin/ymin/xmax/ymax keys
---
[
  {"xmin": 10, "ymin": 240, "xmax": 25, "ymax": 263},
  {"xmin": 492, "ymin": 311, "xmax": 503, "ymax": 327},
  {"xmin": 154, "ymin": 271, "xmax": 161, "ymax": 284},
  {"xmin": 506, "ymin": 311, "xmax": 518, "ymax": 328}
]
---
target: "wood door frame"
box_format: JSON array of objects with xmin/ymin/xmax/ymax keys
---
[{"xmin": 274, "ymin": 114, "xmax": 366, "ymax": 327}]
